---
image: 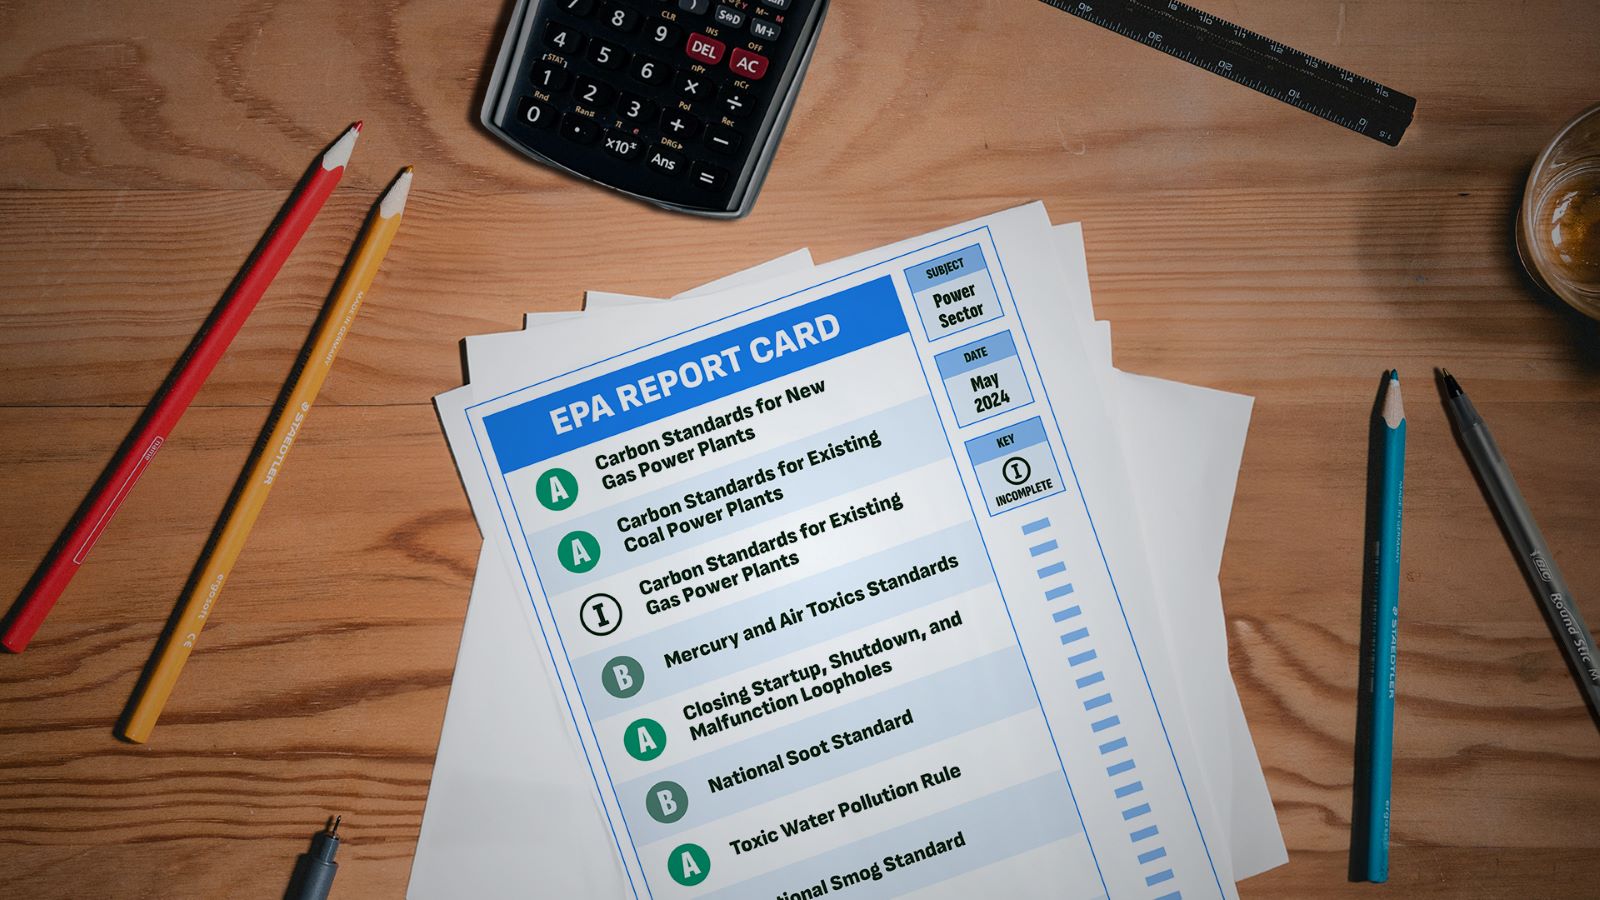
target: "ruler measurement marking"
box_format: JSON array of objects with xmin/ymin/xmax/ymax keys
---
[{"xmin": 1037, "ymin": 0, "xmax": 1414, "ymax": 145}]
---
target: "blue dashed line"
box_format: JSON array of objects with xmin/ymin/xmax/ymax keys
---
[
  {"xmin": 1023, "ymin": 518, "xmax": 1179, "ymax": 895},
  {"xmin": 1036, "ymin": 561, "xmax": 1067, "ymax": 579},
  {"xmin": 1044, "ymin": 583, "xmax": 1075, "ymax": 600},
  {"xmin": 1043, "ymin": 584, "xmax": 1076, "ymax": 602}
]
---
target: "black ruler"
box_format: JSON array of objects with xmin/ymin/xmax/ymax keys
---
[{"xmin": 1038, "ymin": 0, "xmax": 1416, "ymax": 146}]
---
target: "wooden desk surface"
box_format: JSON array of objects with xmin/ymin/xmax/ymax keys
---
[{"xmin": 3, "ymin": 1, "xmax": 1598, "ymax": 896}]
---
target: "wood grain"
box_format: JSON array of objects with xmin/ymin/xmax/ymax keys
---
[{"xmin": 2, "ymin": 1, "xmax": 1598, "ymax": 897}]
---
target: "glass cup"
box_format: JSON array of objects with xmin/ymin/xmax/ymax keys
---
[{"xmin": 1517, "ymin": 104, "xmax": 1600, "ymax": 319}]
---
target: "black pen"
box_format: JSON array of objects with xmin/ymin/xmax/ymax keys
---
[
  {"xmin": 1441, "ymin": 370, "xmax": 1600, "ymax": 723},
  {"xmin": 289, "ymin": 816, "xmax": 343, "ymax": 900}
]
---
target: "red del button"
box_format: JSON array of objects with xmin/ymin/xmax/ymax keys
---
[
  {"xmin": 685, "ymin": 33, "xmax": 725, "ymax": 65},
  {"xmin": 729, "ymin": 48, "xmax": 769, "ymax": 79}
]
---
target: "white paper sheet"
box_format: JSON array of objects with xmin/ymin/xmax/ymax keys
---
[{"xmin": 414, "ymin": 208, "xmax": 1283, "ymax": 898}]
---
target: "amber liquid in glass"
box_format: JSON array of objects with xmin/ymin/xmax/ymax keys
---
[{"xmin": 1530, "ymin": 164, "xmax": 1600, "ymax": 292}]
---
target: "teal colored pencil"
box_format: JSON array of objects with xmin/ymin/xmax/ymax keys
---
[{"xmin": 1365, "ymin": 370, "xmax": 1406, "ymax": 881}]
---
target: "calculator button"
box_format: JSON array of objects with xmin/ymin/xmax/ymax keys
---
[
  {"xmin": 691, "ymin": 160, "xmax": 730, "ymax": 190},
  {"xmin": 728, "ymin": 48, "xmax": 768, "ymax": 80},
  {"xmin": 704, "ymin": 124, "xmax": 742, "ymax": 154},
  {"xmin": 646, "ymin": 20, "xmax": 682, "ymax": 49},
  {"xmin": 544, "ymin": 22, "xmax": 586, "ymax": 55},
  {"xmin": 601, "ymin": 3, "xmax": 641, "ymax": 32},
  {"xmin": 588, "ymin": 40, "xmax": 629, "ymax": 70},
  {"xmin": 660, "ymin": 109, "xmax": 703, "ymax": 139},
  {"xmin": 749, "ymin": 18, "xmax": 781, "ymax": 41},
  {"xmin": 630, "ymin": 56, "xmax": 670, "ymax": 85},
  {"xmin": 674, "ymin": 71, "xmax": 717, "ymax": 101},
  {"xmin": 617, "ymin": 92, "xmax": 657, "ymax": 123},
  {"xmin": 685, "ymin": 32, "xmax": 726, "ymax": 65},
  {"xmin": 646, "ymin": 147, "xmax": 687, "ymax": 176},
  {"xmin": 515, "ymin": 97, "xmax": 556, "ymax": 128},
  {"xmin": 555, "ymin": 0, "xmax": 595, "ymax": 15},
  {"xmin": 602, "ymin": 131, "xmax": 646, "ymax": 160},
  {"xmin": 560, "ymin": 113, "xmax": 600, "ymax": 143},
  {"xmin": 678, "ymin": 0, "xmax": 710, "ymax": 13},
  {"xmin": 720, "ymin": 88, "xmax": 754, "ymax": 119},
  {"xmin": 757, "ymin": 0, "xmax": 789, "ymax": 8},
  {"xmin": 572, "ymin": 75, "xmax": 616, "ymax": 109},
  {"xmin": 713, "ymin": 5, "xmax": 745, "ymax": 27},
  {"xmin": 530, "ymin": 61, "xmax": 568, "ymax": 91}
]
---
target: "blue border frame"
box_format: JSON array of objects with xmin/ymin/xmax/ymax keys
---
[
  {"xmin": 903, "ymin": 243, "xmax": 1009, "ymax": 343},
  {"xmin": 461, "ymin": 221, "xmax": 1226, "ymax": 899},
  {"xmin": 932, "ymin": 330, "xmax": 1037, "ymax": 430},
  {"xmin": 962, "ymin": 415, "xmax": 1069, "ymax": 518}
]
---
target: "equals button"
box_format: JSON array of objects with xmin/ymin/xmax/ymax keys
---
[{"xmin": 691, "ymin": 161, "xmax": 729, "ymax": 190}]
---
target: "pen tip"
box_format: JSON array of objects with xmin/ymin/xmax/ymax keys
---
[
  {"xmin": 331, "ymin": 815, "xmax": 342, "ymax": 836},
  {"xmin": 1440, "ymin": 369, "xmax": 1463, "ymax": 398}
]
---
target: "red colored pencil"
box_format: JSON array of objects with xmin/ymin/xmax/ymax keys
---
[{"xmin": 1, "ymin": 123, "xmax": 363, "ymax": 653}]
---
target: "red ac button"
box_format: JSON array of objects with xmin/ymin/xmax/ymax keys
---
[{"xmin": 729, "ymin": 48, "xmax": 769, "ymax": 80}]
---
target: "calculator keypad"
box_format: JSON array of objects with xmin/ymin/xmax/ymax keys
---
[{"xmin": 494, "ymin": 0, "xmax": 823, "ymax": 214}]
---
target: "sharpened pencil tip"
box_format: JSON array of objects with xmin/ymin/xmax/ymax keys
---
[
  {"xmin": 379, "ymin": 168, "xmax": 414, "ymax": 218},
  {"xmin": 322, "ymin": 124, "xmax": 361, "ymax": 170},
  {"xmin": 354, "ymin": 121, "xmax": 364, "ymax": 132},
  {"xmin": 1381, "ymin": 370, "xmax": 1405, "ymax": 426}
]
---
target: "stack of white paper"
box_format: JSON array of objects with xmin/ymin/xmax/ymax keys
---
[{"xmin": 416, "ymin": 204, "xmax": 1286, "ymax": 899}]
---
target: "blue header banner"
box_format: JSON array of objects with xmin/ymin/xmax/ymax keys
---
[
  {"xmin": 933, "ymin": 330, "xmax": 1021, "ymax": 380},
  {"xmin": 965, "ymin": 416, "xmax": 1049, "ymax": 467},
  {"xmin": 903, "ymin": 244, "xmax": 989, "ymax": 294},
  {"xmin": 483, "ymin": 277, "xmax": 909, "ymax": 474}
]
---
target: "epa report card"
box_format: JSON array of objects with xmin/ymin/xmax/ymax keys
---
[{"xmin": 439, "ymin": 205, "xmax": 1231, "ymax": 900}]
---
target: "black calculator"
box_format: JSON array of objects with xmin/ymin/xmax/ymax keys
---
[{"xmin": 480, "ymin": 0, "xmax": 830, "ymax": 218}]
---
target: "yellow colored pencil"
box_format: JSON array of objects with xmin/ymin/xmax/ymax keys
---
[{"xmin": 121, "ymin": 168, "xmax": 414, "ymax": 743}]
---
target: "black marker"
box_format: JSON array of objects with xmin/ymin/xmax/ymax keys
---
[{"xmin": 289, "ymin": 816, "xmax": 342, "ymax": 900}]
